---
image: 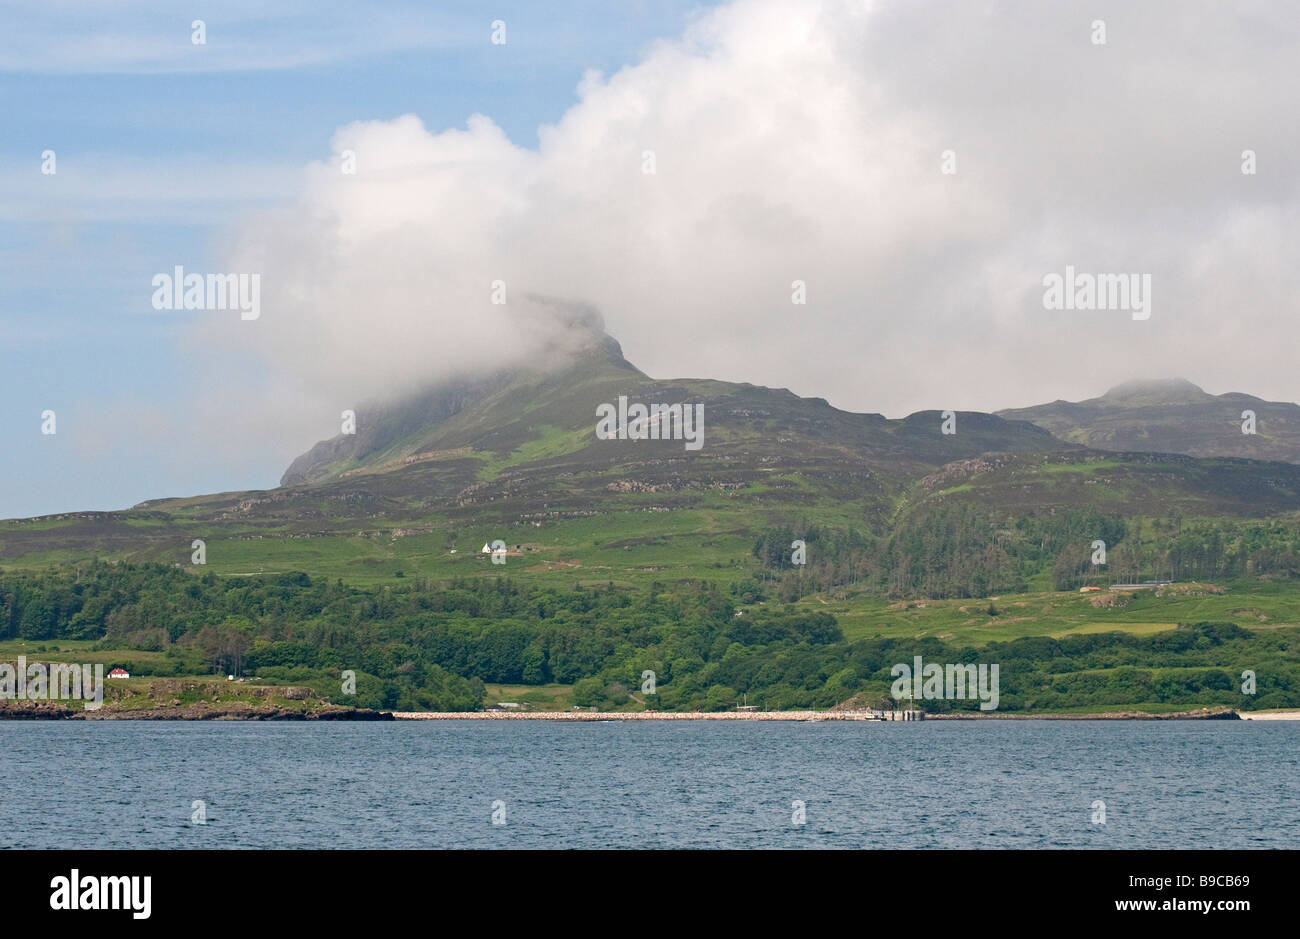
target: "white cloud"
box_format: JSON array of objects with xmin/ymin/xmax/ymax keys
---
[{"xmin": 186, "ymin": 0, "xmax": 1300, "ymax": 468}]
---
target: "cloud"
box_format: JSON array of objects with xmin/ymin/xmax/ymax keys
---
[{"xmin": 190, "ymin": 0, "xmax": 1299, "ymax": 468}]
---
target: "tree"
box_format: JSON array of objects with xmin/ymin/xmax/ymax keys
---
[
  {"xmin": 18, "ymin": 598, "xmax": 55, "ymax": 640},
  {"xmin": 521, "ymin": 642, "xmax": 549, "ymax": 684},
  {"xmin": 572, "ymin": 677, "xmax": 603, "ymax": 708},
  {"xmin": 704, "ymin": 684, "xmax": 737, "ymax": 711},
  {"xmin": 194, "ymin": 620, "xmax": 254, "ymax": 676}
]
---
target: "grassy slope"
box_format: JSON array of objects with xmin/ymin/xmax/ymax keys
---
[
  {"xmin": 0, "ymin": 344, "xmax": 1072, "ymax": 581},
  {"xmin": 791, "ymin": 579, "xmax": 1300, "ymax": 644}
]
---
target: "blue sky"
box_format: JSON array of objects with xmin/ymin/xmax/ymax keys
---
[{"xmin": 0, "ymin": 1, "xmax": 722, "ymax": 518}]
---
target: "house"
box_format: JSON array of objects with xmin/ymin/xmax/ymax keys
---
[{"xmin": 107, "ymin": 667, "xmax": 130, "ymax": 679}]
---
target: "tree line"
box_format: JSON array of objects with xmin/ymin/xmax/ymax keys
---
[
  {"xmin": 751, "ymin": 510, "xmax": 1300, "ymax": 599},
  {"xmin": 1, "ymin": 562, "xmax": 1296, "ymax": 712}
]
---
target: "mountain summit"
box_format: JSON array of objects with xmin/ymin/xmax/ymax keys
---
[
  {"xmin": 997, "ymin": 379, "xmax": 1300, "ymax": 462},
  {"xmin": 1097, "ymin": 378, "xmax": 1211, "ymax": 404},
  {"xmin": 10, "ymin": 341, "xmax": 1300, "ymax": 576},
  {"xmin": 281, "ymin": 300, "xmax": 636, "ymax": 486}
]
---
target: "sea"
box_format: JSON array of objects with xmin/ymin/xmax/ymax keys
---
[{"xmin": 2, "ymin": 720, "xmax": 1295, "ymax": 849}]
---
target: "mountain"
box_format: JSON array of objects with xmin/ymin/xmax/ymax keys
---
[
  {"xmin": 6, "ymin": 332, "xmax": 1300, "ymax": 584},
  {"xmin": 997, "ymin": 379, "xmax": 1300, "ymax": 464},
  {"xmin": 276, "ymin": 327, "xmax": 1069, "ymax": 496},
  {"xmin": 0, "ymin": 321, "xmax": 1074, "ymax": 572},
  {"xmin": 10, "ymin": 326, "xmax": 1300, "ymax": 718}
]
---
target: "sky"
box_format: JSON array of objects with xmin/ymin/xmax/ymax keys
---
[{"xmin": 2, "ymin": 0, "xmax": 1298, "ymax": 519}]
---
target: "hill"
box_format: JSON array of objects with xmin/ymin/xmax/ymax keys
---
[
  {"xmin": 6, "ymin": 331, "xmax": 1300, "ymax": 715},
  {"xmin": 997, "ymin": 378, "xmax": 1300, "ymax": 464},
  {"xmin": 5, "ymin": 335, "xmax": 1300, "ymax": 590},
  {"xmin": 0, "ymin": 323, "xmax": 1076, "ymax": 580}
]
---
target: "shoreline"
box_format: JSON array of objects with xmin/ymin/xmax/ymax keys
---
[
  {"xmin": 4, "ymin": 703, "xmax": 1297, "ymax": 722},
  {"xmin": 0, "ymin": 702, "xmax": 392, "ymax": 721},
  {"xmin": 1238, "ymin": 710, "xmax": 1300, "ymax": 720},
  {"xmin": 394, "ymin": 710, "xmax": 883, "ymax": 721},
  {"xmin": 389, "ymin": 705, "xmax": 1260, "ymax": 722}
]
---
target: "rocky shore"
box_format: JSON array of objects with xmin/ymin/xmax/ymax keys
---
[
  {"xmin": 2, "ymin": 681, "xmax": 1277, "ymax": 722},
  {"xmin": 0, "ymin": 700, "xmax": 392, "ymax": 720},
  {"xmin": 0, "ymin": 678, "xmax": 393, "ymax": 720}
]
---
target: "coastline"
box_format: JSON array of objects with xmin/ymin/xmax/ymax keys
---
[
  {"xmin": 1238, "ymin": 709, "xmax": 1300, "ymax": 720},
  {"xmin": 0, "ymin": 701, "xmax": 392, "ymax": 721},
  {"xmin": 388, "ymin": 705, "xmax": 1257, "ymax": 722},
  {"xmin": 5, "ymin": 700, "xmax": 1298, "ymax": 722},
  {"xmin": 393, "ymin": 709, "xmax": 884, "ymax": 721}
]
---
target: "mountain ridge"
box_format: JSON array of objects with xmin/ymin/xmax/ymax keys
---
[
  {"xmin": 8, "ymin": 326, "xmax": 1300, "ymax": 583},
  {"xmin": 997, "ymin": 379, "xmax": 1300, "ymax": 463}
]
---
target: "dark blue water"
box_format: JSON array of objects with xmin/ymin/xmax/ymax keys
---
[{"xmin": 1, "ymin": 721, "xmax": 1294, "ymax": 848}]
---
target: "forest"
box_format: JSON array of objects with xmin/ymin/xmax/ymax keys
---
[
  {"xmin": 749, "ymin": 508, "xmax": 1300, "ymax": 600},
  {"xmin": 2, "ymin": 557, "xmax": 1296, "ymax": 712}
]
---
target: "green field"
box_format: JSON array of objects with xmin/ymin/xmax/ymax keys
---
[{"xmin": 800, "ymin": 580, "xmax": 1300, "ymax": 644}]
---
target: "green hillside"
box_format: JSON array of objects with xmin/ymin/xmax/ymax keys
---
[{"xmin": 0, "ymin": 334, "xmax": 1073, "ymax": 582}]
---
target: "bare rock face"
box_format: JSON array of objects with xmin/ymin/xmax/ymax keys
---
[
  {"xmin": 0, "ymin": 699, "xmax": 77, "ymax": 719},
  {"xmin": 77, "ymin": 702, "xmax": 393, "ymax": 720}
]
